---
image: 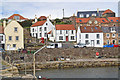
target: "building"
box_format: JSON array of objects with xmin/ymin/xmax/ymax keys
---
[
  {"xmin": 38, "ymin": 16, "xmax": 47, "ymax": 21},
  {"xmin": 4, "ymin": 20, "xmax": 24, "ymax": 50},
  {"xmin": 101, "ymin": 26, "xmax": 120, "ymax": 45},
  {"xmin": 102, "ymin": 9, "xmax": 115, "ymax": 17},
  {"xmin": 0, "ymin": 26, "xmax": 5, "ymax": 49},
  {"xmin": 54, "ymin": 24, "xmax": 76, "ymax": 42},
  {"xmin": 77, "ymin": 9, "xmax": 115, "ymax": 18},
  {"xmin": 8, "ymin": 14, "xmax": 28, "ymax": 22},
  {"xmin": 77, "ymin": 26, "xmax": 103, "ymax": 47},
  {"xmin": 76, "ymin": 17, "xmax": 109, "ymax": 29},
  {"xmin": 30, "ymin": 18, "xmax": 55, "ymax": 40}
]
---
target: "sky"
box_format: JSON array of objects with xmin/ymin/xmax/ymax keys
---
[{"xmin": 0, "ymin": 0, "xmax": 120, "ymax": 19}]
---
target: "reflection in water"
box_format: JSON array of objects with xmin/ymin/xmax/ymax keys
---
[{"xmin": 25, "ymin": 67, "xmax": 118, "ymax": 78}]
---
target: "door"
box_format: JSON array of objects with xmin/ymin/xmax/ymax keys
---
[
  {"xmin": 66, "ymin": 36, "xmax": 68, "ymax": 41},
  {"xmin": 112, "ymin": 40, "xmax": 115, "ymax": 44},
  {"xmin": 7, "ymin": 44, "xmax": 10, "ymax": 50},
  {"xmin": 91, "ymin": 40, "xmax": 94, "ymax": 47}
]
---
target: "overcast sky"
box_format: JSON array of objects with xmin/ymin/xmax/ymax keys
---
[{"xmin": 0, "ymin": 0, "xmax": 119, "ymax": 19}]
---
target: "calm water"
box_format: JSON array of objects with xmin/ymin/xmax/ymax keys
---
[{"xmin": 25, "ymin": 67, "xmax": 119, "ymax": 78}]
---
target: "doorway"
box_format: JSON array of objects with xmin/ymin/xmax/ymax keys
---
[
  {"xmin": 91, "ymin": 40, "xmax": 94, "ymax": 47},
  {"xmin": 66, "ymin": 36, "xmax": 68, "ymax": 41}
]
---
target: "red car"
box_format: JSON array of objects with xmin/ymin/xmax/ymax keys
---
[{"xmin": 113, "ymin": 45, "xmax": 120, "ymax": 47}]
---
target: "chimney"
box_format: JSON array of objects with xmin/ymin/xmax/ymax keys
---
[
  {"xmin": 3, "ymin": 20, "xmax": 6, "ymax": 28},
  {"xmin": 35, "ymin": 15, "xmax": 37, "ymax": 23},
  {"xmin": 97, "ymin": 8, "xmax": 99, "ymax": 17}
]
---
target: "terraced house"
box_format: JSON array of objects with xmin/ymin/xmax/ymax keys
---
[
  {"xmin": 77, "ymin": 26, "xmax": 103, "ymax": 47},
  {"xmin": 4, "ymin": 20, "xmax": 24, "ymax": 50},
  {"xmin": 52, "ymin": 24, "xmax": 76, "ymax": 42}
]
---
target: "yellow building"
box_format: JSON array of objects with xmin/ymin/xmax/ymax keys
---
[{"xmin": 4, "ymin": 20, "xmax": 24, "ymax": 50}]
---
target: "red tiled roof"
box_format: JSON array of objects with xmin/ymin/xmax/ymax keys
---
[
  {"xmin": 76, "ymin": 18, "xmax": 90, "ymax": 23},
  {"xmin": 0, "ymin": 26, "xmax": 4, "ymax": 34},
  {"xmin": 56, "ymin": 24, "xmax": 75, "ymax": 30},
  {"xmin": 31, "ymin": 20, "xmax": 47, "ymax": 27},
  {"xmin": 8, "ymin": 14, "xmax": 27, "ymax": 20},
  {"xmin": 107, "ymin": 17, "xmax": 120, "ymax": 22},
  {"xmin": 95, "ymin": 18, "xmax": 109, "ymax": 23},
  {"xmin": 47, "ymin": 30, "xmax": 52, "ymax": 34},
  {"xmin": 103, "ymin": 9, "xmax": 114, "ymax": 15},
  {"xmin": 39, "ymin": 16, "xmax": 47, "ymax": 20},
  {"xmin": 80, "ymin": 26, "xmax": 102, "ymax": 33}
]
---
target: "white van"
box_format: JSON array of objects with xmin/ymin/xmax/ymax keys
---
[{"xmin": 46, "ymin": 43, "xmax": 62, "ymax": 48}]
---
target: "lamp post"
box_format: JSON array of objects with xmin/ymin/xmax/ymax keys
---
[{"xmin": 33, "ymin": 45, "xmax": 46, "ymax": 77}]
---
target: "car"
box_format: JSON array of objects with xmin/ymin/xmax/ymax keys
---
[
  {"xmin": 103, "ymin": 44, "xmax": 114, "ymax": 48},
  {"xmin": 74, "ymin": 43, "xmax": 86, "ymax": 48},
  {"xmin": 113, "ymin": 44, "xmax": 120, "ymax": 47},
  {"xmin": 46, "ymin": 43, "xmax": 62, "ymax": 48}
]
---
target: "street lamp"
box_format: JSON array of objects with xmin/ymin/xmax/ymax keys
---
[{"xmin": 33, "ymin": 45, "xmax": 46, "ymax": 78}]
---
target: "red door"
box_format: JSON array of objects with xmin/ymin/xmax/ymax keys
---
[{"xmin": 66, "ymin": 36, "xmax": 68, "ymax": 41}]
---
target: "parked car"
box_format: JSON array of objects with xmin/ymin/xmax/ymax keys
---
[
  {"xmin": 113, "ymin": 44, "xmax": 120, "ymax": 47},
  {"xmin": 46, "ymin": 43, "xmax": 62, "ymax": 48},
  {"xmin": 0, "ymin": 48, "xmax": 5, "ymax": 53},
  {"xmin": 74, "ymin": 43, "xmax": 86, "ymax": 48},
  {"xmin": 103, "ymin": 44, "xmax": 114, "ymax": 48}
]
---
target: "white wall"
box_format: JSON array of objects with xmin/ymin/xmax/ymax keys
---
[
  {"xmin": 30, "ymin": 19, "xmax": 55, "ymax": 39},
  {"xmin": 77, "ymin": 27, "xmax": 103, "ymax": 47},
  {"xmin": 55, "ymin": 30, "xmax": 76, "ymax": 42}
]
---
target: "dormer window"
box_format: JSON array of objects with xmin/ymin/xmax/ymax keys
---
[
  {"xmin": 79, "ymin": 20, "xmax": 82, "ymax": 22},
  {"xmin": 14, "ymin": 16, "xmax": 20, "ymax": 20},
  {"xmin": 84, "ymin": 27, "xmax": 86, "ymax": 29},
  {"xmin": 111, "ymin": 27, "xmax": 116, "ymax": 32},
  {"xmin": 116, "ymin": 20, "xmax": 118, "ymax": 22},
  {"xmin": 111, "ymin": 20, "xmax": 113, "ymax": 22},
  {"xmin": 102, "ymin": 20, "xmax": 105, "ymax": 22},
  {"xmin": 95, "ymin": 27, "xmax": 97, "ymax": 29}
]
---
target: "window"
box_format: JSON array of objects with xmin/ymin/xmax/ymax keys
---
[
  {"xmin": 102, "ymin": 20, "xmax": 105, "ymax": 22},
  {"xmin": 79, "ymin": 34, "xmax": 81, "ymax": 39},
  {"xmin": 80, "ymin": 14, "xmax": 84, "ymax": 18},
  {"xmin": 44, "ymin": 33, "xmax": 47, "ymax": 37},
  {"xmin": 71, "ymin": 30, "xmax": 74, "ymax": 34},
  {"xmin": 95, "ymin": 27, "xmax": 97, "ymax": 29},
  {"xmin": 106, "ymin": 34, "xmax": 110, "ymax": 38},
  {"xmin": 92, "ymin": 13, "xmax": 96, "ymax": 16},
  {"xmin": 59, "ymin": 36, "xmax": 63, "ymax": 40},
  {"xmin": 13, "ymin": 44, "xmax": 16, "ymax": 47},
  {"xmin": 39, "ymin": 27, "xmax": 42, "ymax": 31},
  {"xmin": 60, "ymin": 30, "xmax": 62, "ymax": 34},
  {"xmin": 46, "ymin": 23, "xmax": 48, "ymax": 25},
  {"xmin": 14, "ymin": 16, "xmax": 20, "ymax": 20},
  {"xmin": 94, "ymin": 21, "xmax": 98, "ymax": 24},
  {"xmin": 66, "ymin": 30, "xmax": 68, "ymax": 34},
  {"xmin": 112, "ymin": 34, "xmax": 116, "ymax": 37},
  {"xmin": 40, "ymin": 33, "xmax": 41, "ymax": 37},
  {"xmin": 97, "ymin": 40, "xmax": 100, "ymax": 44},
  {"xmin": 118, "ymin": 40, "xmax": 120, "ymax": 44},
  {"xmin": 85, "ymin": 34, "xmax": 89, "ymax": 39},
  {"xmin": 14, "ymin": 27, "xmax": 18, "ymax": 32},
  {"xmin": 79, "ymin": 20, "xmax": 82, "ymax": 22},
  {"xmin": 16, "ymin": 36, "xmax": 19, "ymax": 40},
  {"xmin": 85, "ymin": 40, "xmax": 89, "ymax": 44},
  {"xmin": 116, "ymin": 20, "xmax": 118, "ymax": 22},
  {"xmin": 96, "ymin": 34, "xmax": 100, "ymax": 39},
  {"xmin": 111, "ymin": 20, "xmax": 113, "ymax": 22},
  {"xmin": 107, "ymin": 40, "xmax": 110, "ymax": 44},
  {"xmin": 111, "ymin": 27, "xmax": 115, "ymax": 32},
  {"xmin": 86, "ymin": 14, "xmax": 89, "ymax": 17},
  {"xmin": 9, "ymin": 36, "xmax": 12, "ymax": 40},
  {"xmin": 118, "ymin": 34, "xmax": 120, "ymax": 37},
  {"xmin": 32, "ymin": 28, "xmax": 34, "ymax": 32},
  {"xmin": 84, "ymin": 27, "xmax": 86, "ymax": 29},
  {"xmin": 0, "ymin": 36, "xmax": 3, "ymax": 41},
  {"xmin": 71, "ymin": 36, "xmax": 74, "ymax": 40},
  {"xmin": 44, "ymin": 27, "xmax": 47, "ymax": 31}
]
